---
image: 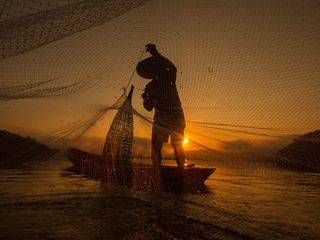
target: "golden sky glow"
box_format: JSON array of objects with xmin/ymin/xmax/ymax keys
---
[{"xmin": 0, "ymin": 0, "xmax": 319, "ymax": 153}]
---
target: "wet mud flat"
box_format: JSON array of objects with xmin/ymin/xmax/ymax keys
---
[{"xmin": 0, "ymin": 195, "xmax": 248, "ymax": 240}]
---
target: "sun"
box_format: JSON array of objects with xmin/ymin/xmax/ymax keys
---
[{"xmin": 183, "ymin": 137, "xmax": 189, "ymax": 145}]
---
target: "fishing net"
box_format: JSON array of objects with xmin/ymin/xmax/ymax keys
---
[
  {"xmin": 0, "ymin": 0, "xmax": 149, "ymax": 59},
  {"xmin": 0, "ymin": 0, "xmax": 320, "ymax": 191}
]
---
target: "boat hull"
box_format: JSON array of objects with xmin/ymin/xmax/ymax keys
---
[
  {"xmin": 66, "ymin": 148, "xmax": 215, "ymax": 193},
  {"xmin": 161, "ymin": 166, "xmax": 214, "ymax": 193}
]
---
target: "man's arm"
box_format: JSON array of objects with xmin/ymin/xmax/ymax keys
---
[
  {"xmin": 142, "ymin": 82, "xmax": 154, "ymax": 111},
  {"xmin": 146, "ymin": 44, "xmax": 177, "ymax": 74}
]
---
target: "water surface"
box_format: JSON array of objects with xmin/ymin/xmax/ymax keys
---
[{"xmin": 0, "ymin": 155, "xmax": 319, "ymax": 239}]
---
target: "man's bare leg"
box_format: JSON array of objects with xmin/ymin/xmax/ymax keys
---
[
  {"xmin": 172, "ymin": 141, "xmax": 185, "ymax": 193},
  {"xmin": 151, "ymin": 140, "xmax": 163, "ymax": 191},
  {"xmin": 172, "ymin": 141, "xmax": 185, "ymax": 168}
]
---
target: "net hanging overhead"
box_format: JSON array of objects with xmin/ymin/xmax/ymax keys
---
[
  {"xmin": 0, "ymin": 0, "xmax": 149, "ymax": 59},
  {"xmin": 0, "ymin": 77, "xmax": 88, "ymax": 101}
]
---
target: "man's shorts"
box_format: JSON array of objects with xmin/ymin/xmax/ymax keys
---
[{"xmin": 152, "ymin": 121, "xmax": 184, "ymax": 144}]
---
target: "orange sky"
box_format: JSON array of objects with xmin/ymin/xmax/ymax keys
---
[{"xmin": 0, "ymin": 0, "xmax": 319, "ymax": 152}]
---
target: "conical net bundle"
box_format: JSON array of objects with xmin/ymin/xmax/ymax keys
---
[
  {"xmin": 68, "ymin": 90, "xmax": 158, "ymax": 192},
  {"xmin": 102, "ymin": 92, "xmax": 134, "ymax": 186}
]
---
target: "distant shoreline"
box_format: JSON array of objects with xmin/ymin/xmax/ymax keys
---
[{"xmin": 0, "ymin": 130, "xmax": 57, "ymax": 169}]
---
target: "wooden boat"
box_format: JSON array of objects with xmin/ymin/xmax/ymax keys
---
[
  {"xmin": 66, "ymin": 87, "xmax": 215, "ymax": 193},
  {"xmin": 67, "ymin": 148, "xmax": 215, "ymax": 193},
  {"xmin": 161, "ymin": 166, "xmax": 215, "ymax": 193}
]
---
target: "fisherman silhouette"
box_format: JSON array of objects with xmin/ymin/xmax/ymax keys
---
[{"xmin": 136, "ymin": 44, "xmax": 185, "ymax": 191}]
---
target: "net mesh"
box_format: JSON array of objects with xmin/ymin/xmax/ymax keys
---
[
  {"xmin": 0, "ymin": 0, "xmax": 319, "ymax": 192},
  {"xmin": 0, "ymin": 0, "xmax": 149, "ymax": 59}
]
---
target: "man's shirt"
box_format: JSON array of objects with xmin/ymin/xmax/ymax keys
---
[{"xmin": 137, "ymin": 55, "xmax": 185, "ymax": 129}]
